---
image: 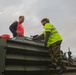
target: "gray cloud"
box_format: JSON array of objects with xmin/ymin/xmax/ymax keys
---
[{"xmin": 0, "ymin": 0, "xmax": 76, "ymax": 56}]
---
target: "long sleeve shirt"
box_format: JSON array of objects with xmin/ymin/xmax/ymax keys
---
[{"xmin": 9, "ymin": 22, "xmax": 18, "ymax": 37}]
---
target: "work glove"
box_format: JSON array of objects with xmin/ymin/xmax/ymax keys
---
[{"xmin": 32, "ymin": 35, "xmax": 38, "ymax": 41}]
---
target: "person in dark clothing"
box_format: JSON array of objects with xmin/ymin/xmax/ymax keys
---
[
  {"xmin": 9, "ymin": 16, "xmax": 25, "ymax": 37},
  {"xmin": 68, "ymin": 50, "xmax": 72, "ymax": 63}
]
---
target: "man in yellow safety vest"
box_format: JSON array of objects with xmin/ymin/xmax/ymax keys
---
[{"xmin": 33, "ymin": 18, "xmax": 66, "ymax": 74}]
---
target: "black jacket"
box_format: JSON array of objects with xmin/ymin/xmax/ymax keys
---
[{"xmin": 9, "ymin": 22, "xmax": 18, "ymax": 37}]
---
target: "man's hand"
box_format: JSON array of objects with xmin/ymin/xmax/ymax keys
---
[
  {"xmin": 32, "ymin": 34, "xmax": 44, "ymax": 41},
  {"xmin": 32, "ymin": 35, "xmax": 38, "ymax": 41},
  {"xmin": 16, "ymin": 30, "xmax": 22, "ymax": 34}
]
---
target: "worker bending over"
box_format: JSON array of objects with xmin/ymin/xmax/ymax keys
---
[{"xmin": 33, "ymin": 18, "xmax": 66, "ymax": 74}]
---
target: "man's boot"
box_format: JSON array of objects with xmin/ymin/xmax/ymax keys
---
[
  {"xmin": 58, "ymin": 62, "xmax": 67, "ymax": 74},
  {"xmin": 49, "ymin": 63, "xmax": 57, "ymax": 69}
]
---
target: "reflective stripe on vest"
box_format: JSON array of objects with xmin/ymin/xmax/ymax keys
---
[
  {"xmin": 45, "ymin": 28, "xmax": 56, "ymax": 31},
  {"xmin": 44, "ymin": 27, "xmax": 58, "ymax": 36},
  {"xmin": 51, "ymin": 31, "xmax": 58, "ymax": 35}
]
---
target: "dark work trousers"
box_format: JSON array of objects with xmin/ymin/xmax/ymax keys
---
[{"xmin": 49, "ymin": 41, "xmax": 65, "ymax": 68}]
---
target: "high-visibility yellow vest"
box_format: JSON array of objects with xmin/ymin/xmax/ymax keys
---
[{"xmin": 43, "ymin": 23, "xmax": 62, "ymax": 47}]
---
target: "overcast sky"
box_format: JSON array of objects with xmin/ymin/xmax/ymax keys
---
[{"xmin": 0, "ymin": 0, "xmax": 76, "ymax": 56}]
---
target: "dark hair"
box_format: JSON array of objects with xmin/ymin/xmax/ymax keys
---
[
  {"xmin": 19, "ymin": 16, "xmax": 24, "ymax": 19},
  {"xmin": 41, "ymin": 18, "xmax": 50, "ymax": 23}
]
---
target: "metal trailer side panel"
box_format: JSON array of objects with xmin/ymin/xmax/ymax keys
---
[{"xmin": 0, "ymin": 39, "xmax": 6, "ymax": 75}]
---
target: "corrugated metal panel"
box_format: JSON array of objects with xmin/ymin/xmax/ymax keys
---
[
  {"xmin": 0, "ymin": 37, "xmax": 76, "ymax": 75},
  {"xmin": 0, "ymin": 39, "xmax": 6, "ymax": 75}
]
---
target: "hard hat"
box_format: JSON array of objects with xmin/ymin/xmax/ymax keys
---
[
  {"xmin": 1, "ymin": 34, "xmax": 10, "ymax": 40},
  {"xmin": 41, "ymin": 18, "xmax": 50, "ymax": 23}
]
